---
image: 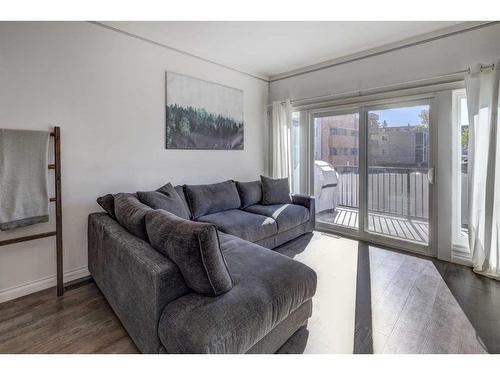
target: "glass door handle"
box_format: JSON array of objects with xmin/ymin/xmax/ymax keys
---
[{"xmin": 427, "ymin": 167, "xmax": 435, "ymax": 184}]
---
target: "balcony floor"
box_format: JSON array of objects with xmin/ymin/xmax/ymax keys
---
[{"xmin": 317, "ymin": 206, "xmax": 429, "ymax": 245}]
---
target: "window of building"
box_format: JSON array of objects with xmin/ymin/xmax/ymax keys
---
[
  {"xmin": 330, "ymin": 147, "xmax": 337, "ymax": 155},
  {"xmin": 330, "ymin": 128, "xmax": 352, "ymax": 136}
]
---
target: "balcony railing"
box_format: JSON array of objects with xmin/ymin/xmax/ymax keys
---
[{"xmin": 336, "ymin": 165, "xmax": 429, "ymax": 220}]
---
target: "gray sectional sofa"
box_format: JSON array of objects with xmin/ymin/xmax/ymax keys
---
[{"xmin": 88, "ymin": 178, "xmax": 317, "ymax": 354}]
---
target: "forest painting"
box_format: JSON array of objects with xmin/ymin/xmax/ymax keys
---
[{"xmin": 165, "ymin": 72, "xmax": 244, "ymax": 149}]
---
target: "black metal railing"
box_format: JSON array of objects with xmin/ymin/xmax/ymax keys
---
[{"xmin": 336, "ymin": 165, "xmax": 429, "ymax": 220}]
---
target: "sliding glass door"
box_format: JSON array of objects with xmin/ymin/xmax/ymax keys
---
[
  {"xmin": 313, "ymin": 111, "xmax": 360, "ymax": 231},
  {"xmin": 310, "ymin": 99, "xmax": 434, "ymax": 255},
  {"xmin": 366, "ymin": 103, "xmax": 431, "ymax": 247}
]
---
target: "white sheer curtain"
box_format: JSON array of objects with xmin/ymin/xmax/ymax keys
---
[
  {"xmin": 270, "ymin": 100, "xmax": 292, "ymax": 178},
  {"xmin": 465, "ymin": 62, "xmax": 500, "ymax": 280}
]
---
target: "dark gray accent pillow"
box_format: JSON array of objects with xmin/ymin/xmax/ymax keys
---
[
  {"xmin": 185, "ymin": 180, "xmax": 241, "ymax": 219},
  {"xmin": 236, "ymin": 180, "xmax": 262, "ymax": 208},
  {"xmin": 145, "ymin": 209, "xmax": 233, "ymax": 296},
  {"xmin": 137, "ymin": 183, "xmax": 190, "ymax": 220},
  {"xmin": 260, "ymin": 175, "xmax": 292, "ymax": 205},
  {"xmin": 96, "ymin": 194, "xmax": 115, "ymax": 219},
  {"xmin": 114, "ymin": 193, "xmax": 152, "ymax": 241}
]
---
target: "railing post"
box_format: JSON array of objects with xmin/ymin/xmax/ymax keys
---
[{"xmin": 406, "ymin": 172, "xmax": 411, "ymax": 217}]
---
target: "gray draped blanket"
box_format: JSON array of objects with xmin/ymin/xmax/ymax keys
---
[{"xmin": 0, "ymin": 129, "xmax": 50, "ymax": 231}]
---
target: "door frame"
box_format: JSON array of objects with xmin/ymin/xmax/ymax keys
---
[{"xmin": 305, "ymin": 94, "xmax": 437, "ymax": 257}]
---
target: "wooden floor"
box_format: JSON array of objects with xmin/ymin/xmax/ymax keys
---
[
  {"xmin": 318, "ymin": 207, "xmax": 429, "ymax": 244},
  {"xmin": 1, "ymin": 233, "xmax": 499, "ymax": 354},
  {"xmin": 0, "ymin": 280, "xmax": 138, "ymax": 354},
  {"xmin": 352, "ymin": 243, "xmax": 498, "ymax": 353}
]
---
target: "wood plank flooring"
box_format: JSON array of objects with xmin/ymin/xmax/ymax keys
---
[
  {"xmin": 352, "ymin": 243, "xmax": 495, "ymax": 353},
  {"xmin": 0, "ymin": 280, "xmax": 138, "ymax": 353},
  {"xmin": 1, "ymin": 232, "xmax": 499, "ymax": 354}
]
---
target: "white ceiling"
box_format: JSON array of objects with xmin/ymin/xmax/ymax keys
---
[{"xmin": 102, "ymin": 21, "xmax": 465, "ymax": 79}]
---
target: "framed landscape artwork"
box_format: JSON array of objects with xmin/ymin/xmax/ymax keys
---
[{"xmin": 165, "ymin": 71, "xmax": 244, "ymax": 150}]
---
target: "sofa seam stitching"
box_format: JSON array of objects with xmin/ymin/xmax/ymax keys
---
[
  {"xmin": 197, "ymin": 230, "xmax": 218, "ymax": 295},
  {"xmin": 254, "ymin": 220, "xmax": 309, "ymax": 244},
  {"xmin": 214, "ymin": 228, "xmax": 234, "ymax": 286}
]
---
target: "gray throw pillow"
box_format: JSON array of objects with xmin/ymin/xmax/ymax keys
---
[
  {"xmin": 260, "ymin": 175, "xmax": 292, "ymax": 205},
  {"xmin": 184, "ymin": 180, "xmax": 241, "ymax": 219},
  {"xmin": 114, "ymin": 193, "xmax": 152, "ymax": 240},
  {"xmin": 96, "ymin": 194, "xmax": 116, "ymax": 219},
  {"xmin": 236, "ymin": 180, "xmax": 262, "ymax": 208},
  {"xmin": 137, "ymin": 183, "xmax": 190, "ymax": 220},
  {"xmin": 145, "ymin": 209, "xmax": 233, "ymax": 296}
]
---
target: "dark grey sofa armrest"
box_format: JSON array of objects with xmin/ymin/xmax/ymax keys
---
[
  {"xmin": 88, "ymin": 213, "xmax": 189, "ymax": 353},
  {"xmin": 291, "ymin": 194, "xmax": 315, "ymax": 229}
]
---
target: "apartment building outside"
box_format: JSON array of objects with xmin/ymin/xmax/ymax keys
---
[{"xmin": 314, "ymin": 113, "xmax": 429, "ymax": 168}]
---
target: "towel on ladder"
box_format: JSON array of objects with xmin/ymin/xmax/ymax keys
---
[{"xmin": 0, "ymin": 129, "xmax": 50, "ymax": 231}]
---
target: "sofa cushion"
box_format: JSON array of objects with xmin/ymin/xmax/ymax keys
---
[
  {"xmin": 196, "ymin": 209, "xmax": 277, "ymax": 242},
  {"xmin": 185, "ymin": 180, "xmax": 241, "ymax": 219},
  {"xmin": 114, "ymin": 193, "xmax": 152, "ymax": 240},
  {"xmin": 236, "ymin": 180, "xmax": 262, "ymax": 208},
  {"xmin": 174, "ymin": 185, "xmax": 191, "ymax": 219},
  {"xmin": 158, "ymin": 233, "xmax": 317, "ymax": 353},
  {"xmin": 96, "ymin": 194, "xmax": 116, "ymax": 219},
  {"xmin": 146, "ymin": 210, "xmax": 233, "ymax": 296},
  {"xmin": 260, "ymin": 175, "xmax": 292, "ymax": 205},
  {"xmin": 137, "ymin": 183, "xmax": 190, "ymax": 220},
  {"xmin": 244, "ymin": 204, "xmax": 310, "ymax": 233}
]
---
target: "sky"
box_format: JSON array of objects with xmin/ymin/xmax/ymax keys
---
[{"xmin": 371, "ymin": 105, "xmax": 429, "ymax": 127}]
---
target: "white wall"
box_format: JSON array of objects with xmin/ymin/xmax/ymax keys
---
[
  {"xmin": 0, "ymin": 22, "xmax": 269, "ymax": 302},
  {"xmin": 270, "ymin": 23, "xmax": 500, "ymax": 102}
]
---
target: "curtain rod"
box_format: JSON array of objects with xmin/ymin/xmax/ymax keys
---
[
  {"xmin": 268, "ymin": 63, "xmax": 496, "ymax": 107},
  {"xmin": 478, "ymin": 63, "xmax": 496, "ymax": 72}
]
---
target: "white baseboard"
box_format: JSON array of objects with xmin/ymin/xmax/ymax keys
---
[
  {"xmin": 451, "ymin": 247, "xmax": 473, "ymax": 267},
  {"xmin": 0, "ymin": 266, "xmax": 90, "ymax": 304}
]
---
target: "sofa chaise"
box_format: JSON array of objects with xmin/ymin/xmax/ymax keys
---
[{"xmin": 88, "ymin": 178, "xmax": 317, "ymax": 354}]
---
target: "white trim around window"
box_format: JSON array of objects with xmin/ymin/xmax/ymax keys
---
[{"xmin": 451, "ymin": 88, "xmax": 471, "ymax": 264}]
